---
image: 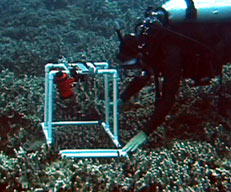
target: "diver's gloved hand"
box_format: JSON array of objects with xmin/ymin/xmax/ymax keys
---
[{"xmin": 122, "ymin": 131, "xmax": 148, "ymax": 152}]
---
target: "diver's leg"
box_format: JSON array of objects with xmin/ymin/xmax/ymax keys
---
[{"xmin": 143, "ymin": 47, "xmax": 182, "ymax": 135}]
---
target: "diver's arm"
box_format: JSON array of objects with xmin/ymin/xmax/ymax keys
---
[{"xmin": 123, "ymin": 46, "xmax": 182, "ymax": 152}]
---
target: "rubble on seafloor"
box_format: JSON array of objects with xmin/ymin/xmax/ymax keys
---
[
  {"xmin": 0, "ymin": 0, "xmax": 231, "ymax": 190},
  {"xmin": 0, "ymin": 65, "xmax": 231, "ymax": 191}
]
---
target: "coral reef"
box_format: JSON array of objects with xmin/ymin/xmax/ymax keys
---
[{"xmin": 0, "ymin": 0, "xmax": 231, "ymax": 191}]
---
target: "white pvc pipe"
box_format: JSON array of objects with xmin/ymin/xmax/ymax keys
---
[
  {"xmin": 86, "ymin": 62, "xmax": 97, "ymax": 73},
  {"xmin": 44, "ymin": 69, "xmax": 49, "ymax": 126},
  {"xmin": 105, "ymin": 74, "xmax": 110, "ymax": 125},
  {"xmin": 47, "ymin": 71, "xmax": 56, "ymax": 144},
  {"xmin": 97, "ymin": 69, "xmax": 118, "ymax": 75},
  {"xmin": 103, "ymin": 63, "xmax": 110, "ymax": 126},
  {"xmin": 40, "ymin": 123, "xmax": 49, "ymax": 145},
  {"xmin": 102, "ymin": 122, "xmax": 115, "ymax": 143},
  {"xmin": 94, "ymin": 62, "xmax": 109, "ymax": 69},
  {"xmin": 102, "ymin": 122, "xmax": 120, "ymax": 148},
  {"xmin": 98, "ymin": 69, "xmax": 120, "ymax": 147},
  {"xmin": 112, "ymin": 71, "xmax": 119, "ymax": 146},
  {"xmin": 52, "ymin": 121, "xmax": 99, "ymax": 126},
  {"xmin": 60, "ymin": 149, "xmax": 127, "ymax": 158}
]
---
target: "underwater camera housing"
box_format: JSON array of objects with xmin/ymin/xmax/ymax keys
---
[{"xmin": 40, "ymin": 58, "xmax": 127, "ymax": 158}]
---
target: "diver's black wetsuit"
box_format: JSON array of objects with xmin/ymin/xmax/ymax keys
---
[{"xmin": 119, "ymin": 23, "xmax": 222, "ymax": 135}]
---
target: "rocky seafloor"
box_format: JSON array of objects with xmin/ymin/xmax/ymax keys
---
[{"xmin": 0, "ymin": 0, "xmax": 231, "ymax": 191}]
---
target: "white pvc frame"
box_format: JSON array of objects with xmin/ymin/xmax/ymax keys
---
[{"xmin": 41, "ymin": 61, "xmax": 127, "ymax": 158}]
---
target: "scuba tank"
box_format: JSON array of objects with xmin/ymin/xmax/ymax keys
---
[{"xmin": 155, "ymin": 0, "xmax": 231, "ymax": 24}]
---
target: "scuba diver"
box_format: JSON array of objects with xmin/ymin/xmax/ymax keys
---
[{"xmin": 117, "ymin": 1, "xmax": 231, "ymax": 152}]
